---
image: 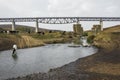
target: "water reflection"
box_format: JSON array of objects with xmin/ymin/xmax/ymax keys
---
[{"xmin": 12, "ymin": 53, "xmax": 18, "ymax": 61}]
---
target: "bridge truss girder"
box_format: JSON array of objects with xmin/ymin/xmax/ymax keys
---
[{"xmin": 0, "ymin": 17, "xmax": 120, "ymax": 24}]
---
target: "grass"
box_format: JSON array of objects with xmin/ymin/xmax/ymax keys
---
[
  {"xmin": 87, "ymin": 35, "xmax": 95, "ymax": 44},
  {"xmin": 0, "ymin": 31, "xmax": 73, "ymax": 50},
  {"xmin": 0, "ymin": 33, "xmax": 45, "ymax": 49},
  {"xmin": 104, "ymin": 25, "xmax": 120, "ymax": 32},
  {"xmin": 93, "ymin": 32, "xmax": 120, "ymax": 50},
  {"xmin": 30, "ymin": 32, "xmax": 62, "ymax": 39}
]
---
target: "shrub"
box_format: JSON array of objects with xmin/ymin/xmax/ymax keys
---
[
  {"xmin": 87, "ymin": 35, "xmax": 95, "ymax": 44},
  {"xmin": 82, "ymin": 32, "xmax": 88, "ymax": 36}
]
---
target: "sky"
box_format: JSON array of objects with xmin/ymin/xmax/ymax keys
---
[{"xmin": 0, "ymin": 0, "xmax": 120, "ymax": 31}]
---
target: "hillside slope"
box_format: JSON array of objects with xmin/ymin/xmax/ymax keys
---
[
  {"xmin": 94, "ymin": 25, "xmax": 120, "ymax": 50},
  {"xmin": 103, "ymin": 25, "xmax": 120, "ymax": 32},
  {"xmin": 0, "ymin": 24, "xmax": 61, "ymax": 32}
]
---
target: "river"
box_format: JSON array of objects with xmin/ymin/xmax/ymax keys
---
[{"xmin": 0, "ymin": 43, "xmax": 97, "ymax": 80}]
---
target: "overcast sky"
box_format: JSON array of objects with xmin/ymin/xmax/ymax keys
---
[{"xmin": 0, "ymin": 0, "xmax": 120, "ymax": 31}]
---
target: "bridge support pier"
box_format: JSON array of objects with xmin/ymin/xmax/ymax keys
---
[
  {"xmin": 100, "ymin": 20, "xmax": 103, "ymax": 31},
  {"xmin": 92, "ymin": 25, "xmax": 101, "ymax": 35},
  {"xmin": 35, "ymin": 19, "xmax": 39, "ymax": 33},
  {"xmin": 12, "ymin": 20, "xmax": 15, "ymax": 31},
  {"xmin": 73, "ymin": 23, "xmax": 83, "ymax": 35}
]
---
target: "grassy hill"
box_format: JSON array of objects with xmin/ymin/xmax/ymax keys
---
[
  {"xmin": 103, "ymin": 25, "xmax": 120, "ymax": 33},
  {"xmin": 94, "ymin": 25, "xmax": 120, "ymax": 50},
  {"xmin": 0, "ymin": 24, "xmax": 62, "ymax": 33}
]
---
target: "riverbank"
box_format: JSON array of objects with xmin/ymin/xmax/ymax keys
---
[
  {"xmin": 0, "ymin": 32, "xmax": 72, "ymax": 51},
  {"xmin": 7, "ymin": 26, "xmax": 120, "ymax": 80}
]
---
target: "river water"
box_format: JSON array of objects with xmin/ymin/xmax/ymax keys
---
[{"xmin": 0, "ymin": 43, "xmax": 97, "ymax": 80}]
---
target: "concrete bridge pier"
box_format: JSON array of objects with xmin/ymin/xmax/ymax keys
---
[
  {"xmin": 73, "ymin": 23, "xmax": 83, "ymax": 35},
  {"xmin": 12, "ymin": 20, "xmax": 15, "ymax": 31},
  {"xmin": 35, "ymin": 19, "xmax": 39, "ymax": 33},
  {"xmin": 100, "ymin": 20, "xmax": 103, "ymax": 31}
]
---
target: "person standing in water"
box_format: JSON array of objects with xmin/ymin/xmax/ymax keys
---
[{"xmin": 12, "ymin": 44, "xmax": 17, "ymax": 54}]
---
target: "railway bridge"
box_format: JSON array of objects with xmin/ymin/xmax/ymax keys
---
[{"xmin": 0, "ymin": 17, "xmax": 120, "ymax": 32}]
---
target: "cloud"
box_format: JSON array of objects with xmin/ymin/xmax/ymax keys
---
[
  {"xmin": 0, "ymin": 0, "xmax": 120, "ymax": 31},
  {"xmin": 0, "ymin": 0, "xmax": 120, "ymax": 17},
  {"xmin": 48, "ymin": 0, "xmax": 120, "ymax": 17},
  {"xmin": 0, "ymin": 0, "xmax": 49, "ymax": 17}
]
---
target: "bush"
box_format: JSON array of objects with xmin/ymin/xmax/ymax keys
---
[
  {"xmin": 87, "ymin": 35, "xmax": 95, "ymax": 44},
  {"xmin": 82, "ymin": 32, "xmax": 88, "ymax": 36}
]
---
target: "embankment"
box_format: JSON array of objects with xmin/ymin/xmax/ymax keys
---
[
  {"xmin": 0, "ymin": 33, "xmax": 69, "ymax": 51},
  {"xmin": 0, "ymin": 34, "xmax": 45, "ymax": 51},
  {"xmin": 94, "ymin": 32, "xmax": 120, "ymax": 51}
]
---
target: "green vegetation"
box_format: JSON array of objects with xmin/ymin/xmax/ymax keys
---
[
  {"xmin": 16, "ymin": 27, "xmax": 31, "ymax": 33},
  {"xmin": 93, "ymin": 25, "xmax": 120, "ymax": 50},
  {"xmin": 87, "ymin": 35, "xmax": 95, "ymax": 44},
  {"xmin": 30, "ymin": 32, "xmax": 62, "ymax": 39},
  {"xmin": 0, "ymin": 28, "xmax": 74, "ymax": 50},
  {"xmin": 94, "ymin": 32, "xmax": 120, "ymax": 50},
  {"xmin": 103, "ymin": 25, "xmax": 120, "ymax": 33},
  {"xmin": 0, "ymin": 33, "xmax": 21, "ymax": 38},
  {"xmin": 82, "ymin": 32, "xmax": 88, "ymax": 36},
  {"xmin": 72, "ymin": 36, "xmax": 81, "ymax": 44}
]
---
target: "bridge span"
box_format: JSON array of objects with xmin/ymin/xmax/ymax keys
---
[{"xmin": 0, "ymin": 17, "xmax": 120, "ymax": 32}]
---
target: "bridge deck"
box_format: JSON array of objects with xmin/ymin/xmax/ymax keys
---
[{"xmin": 0, "ymin": 17, "xmax": 120, "ymax": 24}]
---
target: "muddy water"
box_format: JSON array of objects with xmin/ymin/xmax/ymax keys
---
[{"xmin": 0, "ymin": 44, "xmax": 97, "ymax": 80}]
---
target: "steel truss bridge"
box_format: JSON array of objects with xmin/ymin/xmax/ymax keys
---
[
  {"xmin": 0, "ymin": 17, "xmax": 120, "ymax": 32},
  {"xmin": 0, "ymin": 17, "xmax": 120, "ymax": 24}
]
